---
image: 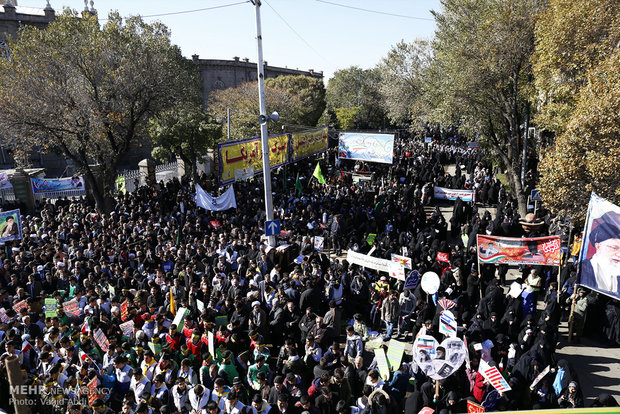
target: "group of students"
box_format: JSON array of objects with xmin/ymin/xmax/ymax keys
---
[{"xmin": 0, "ymin": 134, "xmax": 618, "ymax": 414}]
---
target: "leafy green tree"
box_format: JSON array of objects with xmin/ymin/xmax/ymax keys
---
[
  {"xmin": 377, "ymin": 40, "xmax": 432, "ymax": 125},
  {"xmin": 207, "ymin": 81, "xmax": 302, "ymax": 141},
  {"xmin": 538, "ymin": 42, "xmax": 620, "ymax": 222},
  {"xmin": 0, "ymin": 11, "xmax": 201, "ymax": 211},
  {"xmin": 532, "ymin": 0, "xmax": 620, "ymax": 136},
  {"xmin": 427, "ymin": 0, "xmax": 543, "ymax": 216},
  {"xmin": 149, "ymin": 103, "xmax": 223, "ymax": 182},
  {"xmin": 264, "ymin": 75, "xmax": 326, "ymax": 128},
  {"xmin": 334, "ymin": 107, "xmax": 361, "ymax": 130},
  {"xmin": 325, "ymin": 66, "xmax": 385, "ymax": 130}
]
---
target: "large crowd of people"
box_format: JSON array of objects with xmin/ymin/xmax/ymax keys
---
[{"xmin": 0, "ymin": 133, "xmax": 618, "ymax": 414}]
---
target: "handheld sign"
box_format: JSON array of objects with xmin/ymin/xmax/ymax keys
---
[
  {"xmin": 374, "ymin": 348, "xmax": 391, "ymax": 381},
  {"xmin": 404, "ymin": 270, "xmax": 420, "ymax": 290}
]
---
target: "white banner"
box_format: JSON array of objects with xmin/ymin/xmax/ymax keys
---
[
  {"xmin": 347, "ymin": 249, "xmax": 392, "ymax": 273},
  {"xmin": 391, "ymin": 253, "xmax": 412, "ymax": 269},
  {"xmin": 196, "ymin": 184, "xmax": 237, "ymax": 211},
  {"xmin": 433, "ymin": 186, "xmax": 475, "ymax": 202}
]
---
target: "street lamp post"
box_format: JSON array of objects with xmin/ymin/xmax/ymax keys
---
[{"xmin": 251, "ymin": 0, "xmax": 276, "ymax": 247}]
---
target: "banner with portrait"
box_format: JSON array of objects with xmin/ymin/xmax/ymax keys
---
[
  {"xmin": 578, "ymin": 193, "xmax": 620, "ymax": 300},
  {"xmin": 0, "ymin": 209, "xmax": 22, "ymax": 242},
  {"xmin": 0, "ymin": 172, "xmax": 12, "ymax": 189},
  {"xmin": 217, "ymin": 134, "xmax": 289, "ymax": 186},
  {"xmin": 291, "ymin": 126, "xmax": 329, "ymax": 161},
  {"xmin": 30, "ymin": 176, "xmax": 85, "ymax": 194},
  {"xmin": 338, "ymin": 132, "xmax": 394, "ymax": 164},
  {"xmin": 434, "ymin": 186, "xmax": 475, "ymax": 202},
  {"xmin": 477, "ymin": 235, "xmax": 561, "ymax": 266}
]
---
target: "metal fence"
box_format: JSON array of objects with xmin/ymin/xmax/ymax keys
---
[
  {"xmin": 117, "ymin": 169, "xmax": 143, "ymax": 193},
  {"xmin": 0, "ymin": 187, "xmax": 16, "ymax": 205},
  {"xmin": 155, "ymin": 161, "xmax": 179, "ymax": 184},
  {"xmin": 33, "ymin": 189, "xmax": 87, "ymax": 203}
]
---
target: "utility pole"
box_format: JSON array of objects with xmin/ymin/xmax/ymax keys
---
[
  {"xmin": 251, "ymin": 0, "xmax": 276, "ymax": 247},
  {"xmin": 227, "ymin": 107, "xmax": 231, "ymax": 140}
]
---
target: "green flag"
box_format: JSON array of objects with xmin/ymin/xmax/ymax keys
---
[
  {"xmin": 295, "ymin": 173, "xmax": 303, "ymax": 196},
  {"xmin": 366, "ymin": 233, "xmax": 377, "ymax": 245},
  {"xmin": 313, "ymin": 162, "xmax": 326, "ymax": 184}
]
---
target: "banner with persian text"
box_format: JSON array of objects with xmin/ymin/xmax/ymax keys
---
[
  {"xmin": 477, "ymin": 235, "xmax": 561, "ymax": 266},
  {"xmin": 434, "ymin": 186, "xmax": 475, "ymax": 202},
  {"xmin": 217, "ymin": 133, "xmax": 289, "ymax": 186},
  {"xmin": 291, "ymin": 126, "xmax": 329, "ymax": 162}
]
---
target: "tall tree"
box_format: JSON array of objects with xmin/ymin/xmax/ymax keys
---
[
  {"xmin": 377, "ymin": 39, "xmax": 432, "ymax": 125},
  {"xmin": 428, "ymin": 0, "xmax": 543, "ymax": 216},
  {"xmin": 0, "ymin": 11, "xmax": 201, "ymax": 211},
  {"xmin": 207, "ymin": 81, "xmax": 303, "ymax": 141},
  {"xmin": 325, "ymin": 66, "xmax": 385, "ymax": 130},
  {"xmin": 538, "ymin": 23, "xmax": 620, "ymax": 221},
  {"xmin": 149, "ymin": 103, "xmax": 223, "ymax": 183},
  {"xmin": 532, "ymin": 0, "xmax": 620, "ymax": 136},
  {"xmin": 264, "ymin": 75, "xmax": 326, "ymax": 128}
]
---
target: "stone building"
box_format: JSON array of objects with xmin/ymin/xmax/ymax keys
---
[
  {"xmin": 0, "ymin": 3, "xmax": 322, "ymax": 175},
  {"xmin": 192, "ymin": 55, "xmax": 323, "ymax": 103}
]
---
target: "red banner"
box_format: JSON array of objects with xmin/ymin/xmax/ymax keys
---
[
  {"xmin": 477, "ymin": 235, "xmax": 561, "ymax": 266},
  {"xmin": 437, "ymin": 252, "xmax": 449, "ymax": 263},
  {"xmin": 121, "ymin": 300, "xmax": 129, "ymax": 321},
  {"xmin": 467, "ymin": 400, "xmax": 485, "ymax": 413}
]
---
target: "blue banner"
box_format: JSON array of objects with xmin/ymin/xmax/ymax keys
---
[
  {"xmin": 30, "ymin": 176, "xmax": 85, "ymax": 194},
  {"xmin": 338, "ymin": 132, "xmax": 394, "ymax": 164},
  {"xmin": 0, "ymin": 209, "xmax": 22, "ymax": 242}
]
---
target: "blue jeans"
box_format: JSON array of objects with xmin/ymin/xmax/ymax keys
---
[{"xmin": 385, "ymin": 320, "xmax": 394, "ymax": 339}]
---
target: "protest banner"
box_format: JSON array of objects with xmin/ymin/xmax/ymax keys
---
[
  {"xmin": 12, "ymin": 299, "xmax": 27, "ymax": 313},
  {"xmin": 419, "ymin": 408, "xmax": 435, "ymax": 414},
  {"xmin": 291, "ymin": 126, "xmax": 329, "ymax": 161},
  {"xmin": 391, "ymin": 253, "xmax": 412, "ymax": 269},
  {"xmin": 578, "ymin": 193, "xmax": 620, "ymax": 300},
  {"xmin": 208, "ymin": 331, "xmax": 215, "ymax": 359},
  {"xmin": 388, "ymin": 262, "xmax": 406, "ymax": 281},
  {"xmin": 121, "ymin": 300, "xmax": 129, "ymax": 321},
  {"xmin": 433, "ymin": 186, "xmax": 475, "ymax": 202},
  {"xmin": 413, "ymin": 336, "xmax": 467, "ymax": 380},
  {"xmin": 439, "ymin": 310, "xmax": 457, "ymax": 337},
  {"xmin": 437, "ymin": 252, "xmax": 449, "ymax": 263},
  {"xmin": 373, "ymin": 347, "xmax": 391, "ymax": 380},
  {"xmin": 0, "ymin": 209, "xmax": 22, "ymax": 242},
  {"xmin": 482, "ymin": 390, "xmax": 500, "ymax": 411},
  {"xmin": 44, "ymin": 298, "xmax": 57, "ymax": 318},
  {"xmin": 210, "ymin": 220, "xmax": 222, "ymax": 229},
  {"xmin": 386, "ymin": 339, "xmax": 406, "ymax": 371},
  {"xmin": 120, "ymin": 320, "xmax": 134, "ymax": 337},
  {"xmin": 173, "ymin": 307, "xmax": 189, "ymax": 332},
  {"xmin": 338, "ymin": 132, "xmax": 395, "ymax": 164},
  {"xmin": 479, "ymin": 360, "xmax": 511, "ymax": 392},
  {"xmin": 477, "ymin": 234, "xmax": 561, "ymax": 266},
  {"xmin": 467, "ymin": 400, "xmax": 485, "ymax": 413},
  {"xmin": 347, "ymin": 249, "xmax": 392, "ymax": 273},
  {"xmin": 30, "ymin": 176, "xmax": 84, "ymax": 194},
  {"xmin": 0, "ymin": 172, "xmax": 12, "ymax": 189},
  {"xmin": 314, "ymin": 236, "xmax": 324, "ymax": 252},
  {"xmin": 530, "ymin": 365, "xmax": 550, "ymax": 390},
  {"xmin": 366, "ymin": 233, "xmax": 376, "ymax": 245},
  {"xmin": 93, "ymin": 328, "xmax": 110, "ymax": 352},
  {"xmin": 87, "ymin": 376, "xmax": 99, "ymax": 406},
  {"xmin": 63, "ymin": 298, "xmax": 80, "ymax": 317},
  {"xmin": 217, "ymin": 133, "xmax": 289, "ymax": 186},
  {"xmin": 0, "ymin": 307, "xmax": 9, "ymax": 323},
  {"xmin": 215, "ymin": 315, "xmax": 228, "ymax": 326},
  {"xmin": 404, "ymin": 270, "xmax": 420, "ymax": 290},
  {"xmin": 196, "ymin": 299, "xmax": 205, "ymax": 312}
]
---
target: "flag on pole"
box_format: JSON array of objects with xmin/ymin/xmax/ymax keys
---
[
  {"xmin": 313, "ymin": 162, "xmax": 326, "ymax": 184},
  {"xmin": 170, "ymin": 290, "xmax": 176, "ymax": 316},
  {"xmin": 295, "ymin": 173, "xmax": 303, "ymax": 196}
]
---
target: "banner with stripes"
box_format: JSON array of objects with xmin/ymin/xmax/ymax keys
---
[
  {"xmin": 439, "ymin": 310, "xmax": 457, "ymax": 337},
  {"xmin": 480, "ymin": 360, "xmax": 511, "ymax": 392}
]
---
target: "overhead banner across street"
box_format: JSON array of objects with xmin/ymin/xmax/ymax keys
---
[
  {"xmin": 434, "ymin": 186, "xmax": 475, "ymax": 202},
  {"xmin": 477, "ymin": 235, "xmax": 561, "ymax": 266}
]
